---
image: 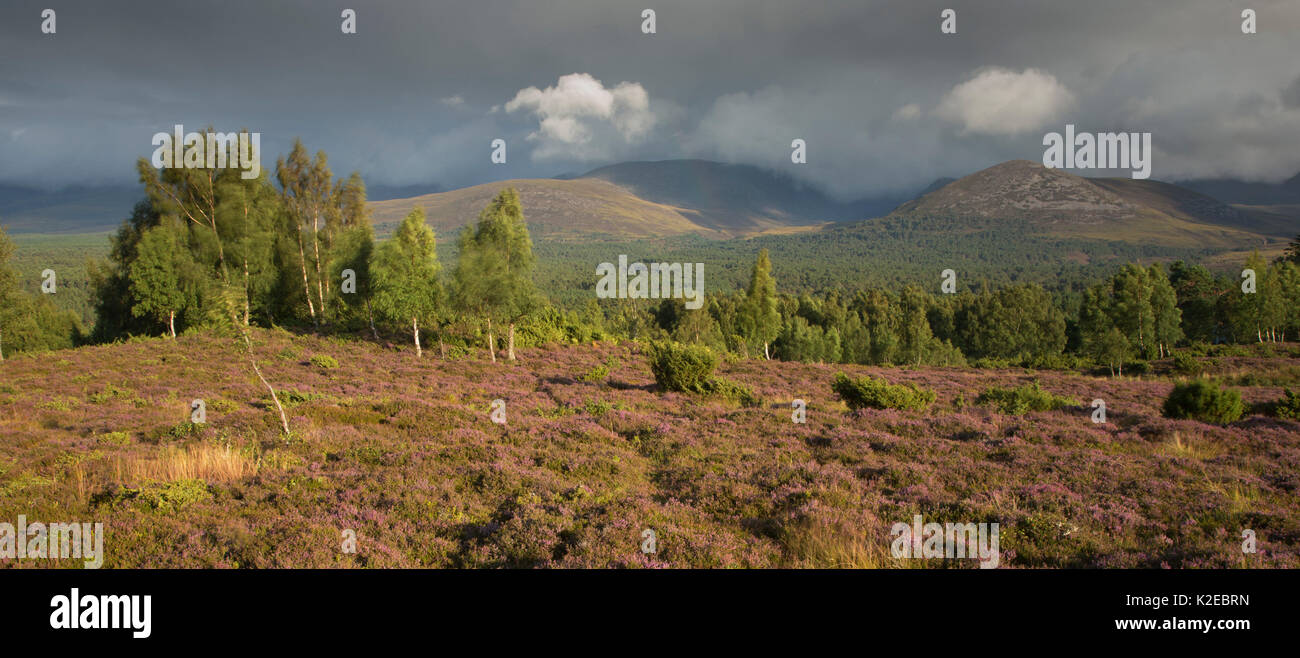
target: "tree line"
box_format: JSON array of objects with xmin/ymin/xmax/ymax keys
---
[{"xmin": 640, "ymin": 246, "xmax": 1300, "ymax": 372}]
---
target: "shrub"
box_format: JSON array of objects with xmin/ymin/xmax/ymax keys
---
[
  {"xmin": 1265, "ymin": 388, "xmax": 1300, "ymax": 420},
  {"xmin": 832, "ymin": 372, "xmax": 935, "ymax": 411},
  {"xmin": 1125, "ymin": 360, "xmax": 1152, "ymax": 375},
  {"xmin": 648, "ymin": 342, "xmax": 718, "ymax": 393},
  {"xmin": 705, "ymin": 377, "xmax": 760, "ymax": 407},
  {"xmin": 166, "ymin": 422, "xmax": 205, "ymax": 440},
  {"xmin": 276, "ymin": 389, "xmax": 321, "ymax": 407},
  {"xmin": 976, "ymin": 381, "xmax": 1078, "ymax": 415},
  {"xmin": 1171, "ymin": 352, "xmax": 1202, "ymax": 376},
  {"xmin": 584, "ymin": 399, "xmax": 613, "ymax": 416},
  {"xmin": 580, "ymin": 356, "xmax": 619, "ymax": 383},
  {"xmin": 115, "ymin": 478, "xmax": 212, "ymax": 512},
  {"xmin": 310, "ymin": 354, "xmax": 340, "ymax": 369},
  {"xmin": 1162, "ymin": 380, "xmax": 1244, "ymax": 425},
  {"xmin": 99, "ymin": 431, "xmax": 131, "ymax": 446}
]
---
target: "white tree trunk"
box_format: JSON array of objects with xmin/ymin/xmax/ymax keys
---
[
  {"xmin": 413, "ymin": 316, "xmax": 422, "ymax": 358},
  {"xmin": 366, "ymin": 298, "xmax": 380, "ymax": 341},
  {"xmin": 507, "ymin": 323, "xmax": 516, "ymax": 361},
  {"xmin": 168, "ymin": 311, "xmax": 176, "ymax": 338}
]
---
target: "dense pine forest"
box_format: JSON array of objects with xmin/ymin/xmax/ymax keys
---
[{"xmin": 1, "ymin": 140, "xmax": 1299, "ymax": 374}]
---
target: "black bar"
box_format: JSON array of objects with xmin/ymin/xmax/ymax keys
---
[{"xmin": 1, "ymin": 569, "xmax": 1290, "ymax": 647}]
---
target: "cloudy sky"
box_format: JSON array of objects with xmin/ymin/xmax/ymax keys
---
[{"xmin": 1, "ymin": 0, "xmax": 1298, "ymax": 199}]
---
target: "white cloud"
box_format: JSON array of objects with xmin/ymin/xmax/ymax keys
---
[
  {"xmin": 935, "ymin": 67, "xmax": 1074, "ymax": 135},
  {"xmin": 440, "ymin": 95, "xmax": 465, "ymax": 107},
  {"xmin": 504, "ymin": 72, "xmax": 657, "ymax": 161}
]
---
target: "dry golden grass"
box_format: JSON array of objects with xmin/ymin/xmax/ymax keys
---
[
  {"xmin": 117, "ymin": 443, "xmax": 260, "ymax": 485},
  {"xmin": 782, "ymin": 519, "xmax": 912, "ymax": 569},
  {"xmin": 1155, "ymin": 432, "xmax": 1223, "ymax": 461}
]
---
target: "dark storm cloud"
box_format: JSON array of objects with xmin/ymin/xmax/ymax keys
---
[{"xmin": 0, "ymin": 0, "xmax": 1297, "ymax": 196}]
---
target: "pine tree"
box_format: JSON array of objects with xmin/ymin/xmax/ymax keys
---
[
  {"xmin": 1275, "ymin": 260, "xmax": 1300, "ymax": 341},
  {"xmin": 1284, "ymin": 234, "xmax": 1300, "ymax": 264},
  {"xmin": 739, "ymin": 249, "xmax": 780, "ymax": 359},
  {"xmin": 1147, "ymin": 263, "xmax": 1183, "ymax": 357},
  {"xmin": 371, "ymin": 207, "xmax": 441, "ymax": 357},
  {"xmin": 896, "ymin": 285, "xmax": 934, "ymax": 366},
  {"xmin": 1234, "ymin": 251, "xmax": 1273, "ymax": 343},
  {"xmin": 1110, "ymin": 264, "xmax": 1155, "ymax": 358},
  {"xmin": 1168, "ymin": 261, "xmax": 1222, "ymax": 344}
]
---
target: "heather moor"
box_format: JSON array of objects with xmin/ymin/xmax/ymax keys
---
[{"xmin": 2, "ymin": 1, "xmax": 1300, "ymax": 571}]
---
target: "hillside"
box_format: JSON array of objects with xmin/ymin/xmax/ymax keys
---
[
  {"xmin": 887, "ymin": 160, "xmax": 1292, "ymax": 248},
  {"xmin": 369, "ymin": 160, "xmax": 898, "ymax": 239},
  {"xmin": 369, "ymin": 178, "xmax": 723, "ymax": 240},
  {"xmin": 2, "ymin": 331, "xmax": 1297, "ymax": 568},
  {"xmin": 581, "ymin": 159, "xmax": 898, "ymax": 230},
  {"xmin": 1178, "ymin": 172, "xmax": 1300, "ymax": 205},
  {"xmin": 0, "ymin": 184, "xmax": 139, "ymax": 234}
]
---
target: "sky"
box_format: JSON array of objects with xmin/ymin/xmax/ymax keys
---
[{"xmin": 1, "ymin": 0, "xmax": 1298, "ymax": 200}]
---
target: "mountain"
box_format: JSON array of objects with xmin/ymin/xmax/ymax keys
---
[
  {"xmin": 368, "ymin": 178, "xmax": 721, "ymax": 239},
  {"xmin": 0, "ymin": 184, "xmax": 139, "ymax": 234},
  {"xmin": 886, "ymin": 160, "xmax": 1294, "ymax": 248},
  {"xmin": 1177, "ymin": 172, "xmax": 1300, "ymax": 205},
  {"xmin": 370, "ymin": 159, "xmax": 919, "ymax": 239},
  {"xmin": 365, "ymin": 182, "xmax": 444, "ymax": 201},
  {"xmin": 580, "ymin": 160, "xmax": 905, "ymax": 231}
]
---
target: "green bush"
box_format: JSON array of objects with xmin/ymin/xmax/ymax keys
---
[
  {"xmin": 705, "ymin": 377, "xmax": 760, "ymax": 407},
  {"xmin": 276, "ymin": 389, "xmax": 321, "ymax": 407},
  {"xmin": 1162, "ymin": 379, "xmax": 1244, "ymax": 425},
  {"xmin": 832, "ymin": 372, "xmax": 935, "ymax": 411},
  {"xmin": 310, "ymin": 354, "xmax": 340, "ymax": 369},
  {"xmin": 1266, "ymin": 388, "xmax": 1300, "ymax": 420},
  {"xmin": 976, "ymin": 381, "xmax": 1078, "ymax": 415},
  {"xmin": 648, "ymin": 342, "xmax": 718, "ymax": 393},
  {"xmin": 1171, "ymin": 352, "xmax": 1202, "ymax": 376},
  {"xmin": 1125, "ymin": 360, "xmax": 1152, "ymax": 375},
  {"xmin": 166, "ymin": 421, "xmax": 205, "ymax": 440}
]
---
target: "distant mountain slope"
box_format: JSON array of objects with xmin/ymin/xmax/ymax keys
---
[
  {"xmin": 887, "ymin": 160, "xmax": 1292, "ymax": 247},
  {"xmin": 1177, "ymin": 172, "xmax": 1300, "ymax": 205},
  {"xmin": 0, "ymin": 184, "xmax": 139, "ymax": 233},
  {"xmin": 368, "ymin": 178, "xmax": 722, "ymax": 239},
  {"xmin": 580, "ymin": 159, "xmax": 883, "ymax": 231},
  {"xmin": 369, "ymin": 158, "xmax": 920, "ymax": 239}
]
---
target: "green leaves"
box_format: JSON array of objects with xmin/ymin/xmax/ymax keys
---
[
  {"xmin": 128, "ymin": 223, "xmax": 203, "ymax": 335},
  {"xmin": 452, "ymin": 187, "xmax": 539, "ymax": 323},
  {"xmin": 371, "ymin": 207, "xmax": 441, "ymax": 327},
  {"xmin": 832, "ymin": 372, "xmax": 935, "ymax": 411},
  {"xmin": 1163, "ymin": 379, "xmax": 1244, "ymax": 425}
]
